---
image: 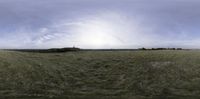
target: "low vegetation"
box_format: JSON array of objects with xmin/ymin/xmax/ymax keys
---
[{"xmin": 0, "ymin": 50, "xmax": 200, "ymax": 99}]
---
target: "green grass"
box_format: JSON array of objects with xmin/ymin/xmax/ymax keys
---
[{"xmin": 1, "ymin": 50, "xmax": 200, "ymax": 98}]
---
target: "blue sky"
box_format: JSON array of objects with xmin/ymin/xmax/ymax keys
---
[{"xmin": 0, "ymin": 0, "xmax": 200, "ymax": 48}]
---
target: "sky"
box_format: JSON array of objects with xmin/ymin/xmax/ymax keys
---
[{"xmin": 1, "ymin": 0, "xmax": 200, "ymax": 49}]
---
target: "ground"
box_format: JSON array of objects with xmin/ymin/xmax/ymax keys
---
[{"xmin": 0, "ymin": 50, "xmax": 200, "ymax": 99}]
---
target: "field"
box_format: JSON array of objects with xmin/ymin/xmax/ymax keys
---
[{"xmin": 0, "ymin": 50, "xmax": 200, "ymax": 99}]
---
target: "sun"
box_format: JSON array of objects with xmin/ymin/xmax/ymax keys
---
[{"xmin": 73, "ymin": 18, "xmax": 121, "ymax": 48}]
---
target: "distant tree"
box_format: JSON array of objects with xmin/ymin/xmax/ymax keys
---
[
  {"xmin": 177, "ymin": 48, "xmax": 182, "ymax": 50},
  {"xmin": 139, "ymin": 47, "xmax": 146, "ymax": 50}
]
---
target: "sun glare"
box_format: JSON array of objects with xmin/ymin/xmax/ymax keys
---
[
  {"xmin": 67, "ymin": 12, "xmax": 138, "ymax": 48},
  {"xmin": 74, "ymin": 18, "xmax": 121, "ymax": 48}
]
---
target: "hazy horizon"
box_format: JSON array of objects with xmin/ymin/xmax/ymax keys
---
[{"xmin": 1, "ymin": 0, "xmax": 200, "ymax": 49}]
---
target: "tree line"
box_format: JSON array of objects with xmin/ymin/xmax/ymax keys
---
[{"xmin": 139, "ymin": 47, "xmax": 183, "ymax": 50}]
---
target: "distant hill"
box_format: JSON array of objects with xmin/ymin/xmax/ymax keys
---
[{"xmin": 6, "ymin": 47, "xmax": 81, "ymax": 53}]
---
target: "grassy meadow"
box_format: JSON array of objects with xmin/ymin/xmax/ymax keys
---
[{"xmin": 0, "ymin": 50, "xmax": 200, "ymax": 98}]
